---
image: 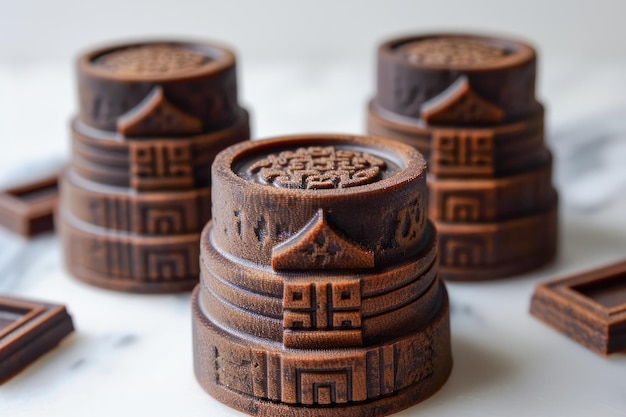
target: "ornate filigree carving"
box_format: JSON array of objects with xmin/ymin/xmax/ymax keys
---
[
  {"xmin": 94, "ymin": 44, "xmax": 209, "ymax": 75},
  {"xmin": 247, "ymin": 146, "xmax": 386, "ymax": 189}
]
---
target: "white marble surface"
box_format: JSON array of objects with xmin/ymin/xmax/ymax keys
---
[{"xmin": 1, "ymin": 60, "xmax": 626, "ymax": 416}]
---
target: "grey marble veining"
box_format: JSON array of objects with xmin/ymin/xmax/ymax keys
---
[{"xmin": 0, "ymin": 61, "xmax": 625, "ymax": 417}]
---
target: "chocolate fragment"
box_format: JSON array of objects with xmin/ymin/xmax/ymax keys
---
[
  {"xmin": 0, "ymin": 295, "xmax": 74, "ymax": 383},
  {"xmin": 0, "ymin": 174, "xmax": 59, "ymax": 237},
  {"xmin": 193, "ymin": 134, "xmax": 452, "ymax": 416},
  {"xmin": 530, "ymin": 261, "xmax": 626, "ymax": 356},
  {"xmin": 368, "ymin": 33, "xmax": 558, "ymax": 281},
  {"xmin": 59, "ymin": 40, "xmax": 250, "ymax": 293}
]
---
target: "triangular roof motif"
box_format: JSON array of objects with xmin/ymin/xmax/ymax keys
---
[
  {"xmin": 271, "ymin": 209, "xmax": 375, "ymax": 271},
  {"xmin": 420, "ymin": 76, "xmax": 505, "ymax": 125},
  {"xmin": 117, "ymin": 86, "xmax": 203, "ymax": 137}
]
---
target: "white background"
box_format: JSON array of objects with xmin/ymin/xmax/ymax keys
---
[{"xmin": 1, "ymin": 0, "xmax": 626, "ymax": 64}]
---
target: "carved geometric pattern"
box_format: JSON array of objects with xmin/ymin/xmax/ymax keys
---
[
  {"xmin": 296, "ymin": 369, "xmax": 352, "ymax": 405},
  {"xmin": 82, "ymin": 238, "xmax": 132, "ymax": 278},
  {"xmin": 117, "ymin": 86, "xmax": 203, "ymax": 137},
  {"xmin": 214, "ymin": 346, "xmax": 254, "ymax": 396},
  {"xmin": 247, "ymin": 146, "xmax": 387, "ymax": 189},
  {"xmin": 144, "ymin": 250, "xmax": 190, "ymax": 280},
  {"xmin": 129, "ymin": 141, "xmax": 194, "ymax": 190},
  {"xmin": 442, "ymin": 195, "xmax": 483, "ymax": 222},
  {"xmin": 143, "ymin": 207, "xmax": 186, "ymax": 234},
  {"xmin": 365, "ymin": 345, "xmax": 396, "ymax": 398},
  {"xmin": 272, "ymin": 209, "xmax": 375, "ymax": 271},
  {"xmin": 440, "ymin": 235, "xmax": 488, "ymax": 268},
  {"xmin": 88, "ymin": 196, "xmax": 132, "ymax": 231},
  {"xmin": 431, "ymin": 129, "xmax": 494, "ymax": 177},
  {"xmin": 202, "ymin": 328, "xmax": 437, "ymax": 406},
  {"xmin": 283, "ymin": 279, "xmax": 362, "ymax": 349},
  {"xmin": 421, "ymin": 76, "xmax": 505, "ymax": 125},
  {"xmin": 394, "ymin": 199, "xmax": 424, "ymax": 244}
]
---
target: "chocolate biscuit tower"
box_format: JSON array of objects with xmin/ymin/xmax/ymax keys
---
[
  {"xmin": 193, "ymin": 135, "xmax": 452, "ymax": 416},
  {"xmin": 59, "ymin": 41, "xmax": 250, "ymax": 292},
  {"xmin": 368, "ymin": 34, "xmax": 558, "ymax": 281}
]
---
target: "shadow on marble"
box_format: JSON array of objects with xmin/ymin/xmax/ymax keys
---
[
  {"xmin": 397, "ymin": 335, "xmax": 518, "ymax": 415},
  {"xmin": 446, "ymin": 335, "xmax": 518, "ymax": 395},
  {"xmin": 0, "ymin": 331, "xmax": 78, "ymax": 390}
]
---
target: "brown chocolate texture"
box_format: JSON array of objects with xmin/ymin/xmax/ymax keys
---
[
  {"xmin": 193, "ymin": 135, "xmax": 452, "ymax": 416},
  {"xmin": 0, "ymin": 174, "xmax": 59, "ymax": 237},
  {"xmin": 531, "ymin": 261, "xmax": 626, "ymax": 356},
  {"xmin": 0, "ymin": 295, "xmax": 74, "ymax": 384},
  {"xmin": 59, "ymin": 40, "xmax": 250, "ymax": 293},
  {"xmin": 367, "ymin": 33, "xmax": 558, "ymax": 281}
]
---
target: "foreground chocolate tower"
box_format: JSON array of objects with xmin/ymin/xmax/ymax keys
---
[
  {"xmin": 59, "ymin": 41, "xmax": 250, "ymax": 292},
  {"xmin": 193, "ymin": 135, "xmax": 452, "ymax": 416},
  {"xmin": 368, "ymin": 34, "xmax": 558, "ymax": 281}
]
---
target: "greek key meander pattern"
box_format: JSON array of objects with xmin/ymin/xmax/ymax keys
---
[
  {"xmin": 247, "ymin": 146, "xmax": 387, "ymax": 189},
  {"xmin": 432, "ymin": 130, "xmax": 494, "ymax": 175},
  {"xmin": 283, "ymin": 280, "xmax": 361, "ymax": 348},
  {"xmin": 211, "ymin": 331, "xmax": 434, "ymax": 405},
  {"xmin": 68, "ymin": 229, "xmax": 199, "ymax": 281},
  {"xmin": 130, "ymin": 142, "xmax": 193, "ymax": 190}
]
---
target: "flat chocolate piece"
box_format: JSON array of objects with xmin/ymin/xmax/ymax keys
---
[
  {"xmin": 0, "ymin": 295, "xmax": 74, "ymax": 383},
  {"xmin": 60, "ymin": 40, "xmax": 250, "ymax": 293},
  {"xmin": 0, "ymin": 174, "xmax": 59, "ymax": 237},
  {"xmin": 193, "ymin": 135, "xmax": 452, "ymax": 416},
  {"xmin": 367, "ymin": 33, "xmax": 558, "ymax": 281},
  {"xmin": 531, "ymin": 261, "xmax": 626, "ymax": 356}
]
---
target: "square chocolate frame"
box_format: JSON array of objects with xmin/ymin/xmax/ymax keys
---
[
  {"xmin": 0, "ymin": 174, "xmax": 59, "ymax": 237},
  {"xmin": 530, "ymin": 261, "xmax": 626, "ymax": 356},
  {"xmin": 0, "ymin": 295, "xmax": 74, "ymax": 383}
]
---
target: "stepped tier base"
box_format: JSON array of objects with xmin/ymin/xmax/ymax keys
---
[
  {"xmin": 59, "ymin": 208, "xmax": 200, "ymax": 293},
  {"xmin": 192, "ymin": 285, "xmax": 452, "ymax": 417},
  {"xmin": 437, "ymin": 203, "xmax": 558, "ymax": 282}
]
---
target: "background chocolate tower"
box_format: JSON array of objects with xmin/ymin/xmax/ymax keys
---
[
  {"xmin": 193, "ymin": 135, "xmax": 452, "ymax": 416},
  {"xmin": 59, "ymin": 41, "xmax": 250, "ymax": 292},
  {"xmin": 368, "ymin": 34, "xmax": 558, "ymax": 281}
]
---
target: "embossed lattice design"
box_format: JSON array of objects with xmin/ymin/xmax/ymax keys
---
[
  {"xmin": 432, "ymin": 130, "xmax": 494, "ymax": 176},
  {"xmin": 404, "ymin": 37, "xmax": 510, "ymax": 66},
  {"xmin": 94, "ymin": 44, "xmax": 210, "ymax": 75},
  {"xmin": 247, "ymin": 146, "xmax": 387, "ymax": 189},
  {"xmin": 130, "ymin": 142, "xmax": 193, "ymax": 190},
  {"xmin": 283, "ymin": 280, "xmax": 362, "ymax": 348}
]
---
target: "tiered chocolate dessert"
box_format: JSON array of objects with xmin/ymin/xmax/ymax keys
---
[
  {"xmin": 192, "ymin": 134, "xmax": 452, "ymax": 416},
  {"xmin": 59, "ymin": 41, "xmax": 250, "ymax": 292},
  {"xmin": 368, "ymin": 34, "xmax": 558, "ymax": 281}
]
